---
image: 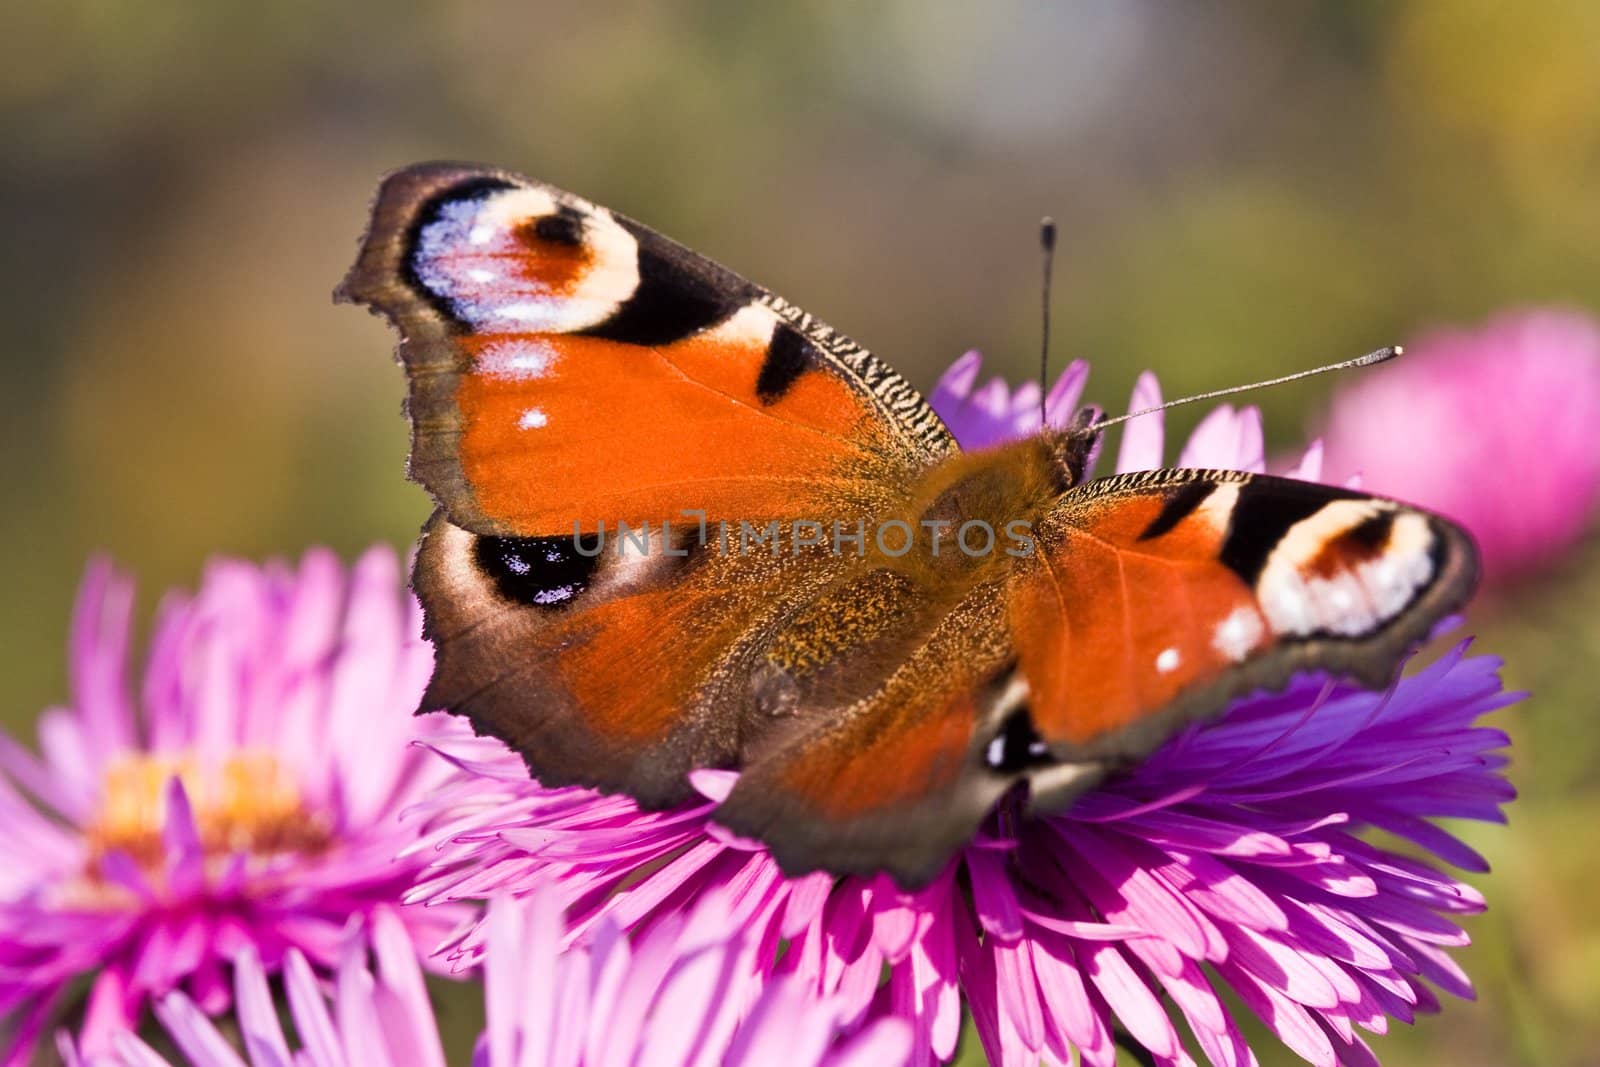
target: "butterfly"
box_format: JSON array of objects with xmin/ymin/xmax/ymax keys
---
[{"xmin": 339, "ymin": 163, "xmax": 1478, "ymax": 888}]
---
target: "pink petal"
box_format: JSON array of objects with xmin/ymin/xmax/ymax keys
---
[
  {"xmin": 931, "ymin": 350, "xmax": 983, "ymax": 405},
  {"xmin": 1043, "ymin": 360, "xmax": 1091, "ymax": 430},
  {"xmin": 1115, "ymin": 372, "xmax": 1165, "ymax": 472},
  {"xmin": 232, "ymin": 945, "xmax": 293, "ymax": 1067},
  {"xmin": 283, "ymin": 949, "xmax": 344, "ymax": 1067},
  {"xmin": 151, "ymin": 992, "xmax": 249, "ymax": 1067}
]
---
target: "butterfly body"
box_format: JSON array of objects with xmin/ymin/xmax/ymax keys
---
[{"xmin": 342, "ymin": 163, "xmax": 1478, "ymax": 886}]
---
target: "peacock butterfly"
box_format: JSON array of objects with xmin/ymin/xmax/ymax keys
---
[{"xmin": 338, "ymin": 163, "xmax": 1477, "ymax": 886}]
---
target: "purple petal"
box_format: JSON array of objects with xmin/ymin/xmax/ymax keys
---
[
  {"xmin": 283, "ymin": 949, "xmax": 344, "ymax": 1067},
  {"xmin": 1043, "ymin": 360, "xmax": 1090, "ymax": 430},
  {"xmin": 929, "ymin": 350, "xmax": 983, "ymax": 410},
  {"xmin": 968, "ymin": 849, "xmax": 1024, "ymax": 939},
  {"xmin": 232, "ymin": 945, "xmax": 293, "ymax": 1067},
  {"xmin": 151, "ymin": 992, "xmax": 249, "ymax": 1067},
  {"xmin": 1115, "ymin": 372, "xmax": 1165, "ymax": 472},
  {"xmin": 370, "ymin": 908, "xmax": 447, "ymax": 1067},
  {"xmin": 1284, "ymin": 439, "xmax": 1325, "ymax": 481},
  {"xmin": 724, "ymin": 978, "xmax": 835, "ymax": 1067},
  {"xmin": 1082, "ymin": 943, "xmax": 1178, "ymax": 1059}
]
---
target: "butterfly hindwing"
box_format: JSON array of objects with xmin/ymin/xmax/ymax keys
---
[
  {"xmin": 414, "ymin": 509, "xmax": 992, "ymax": 826},
  {"xmin": 713, "ymin": 577, "xmax": 1034, "ymax": 884},
  {"xmin": 414, "ymin": 510, "xmax": 843, "ymax": 807}
]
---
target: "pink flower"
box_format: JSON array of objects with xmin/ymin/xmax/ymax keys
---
[
  {"xmin": 406, "ymin": 361, "xmax": 1519, "ymax": 1067},
  {"xmin": 928, "ymin": 350, "xmax": 1090, "ymax": 449},
  {"xmin": 0, "ymin": 548, "xmax": 468, "ymax": 1063},
  {"xmin": 63, "ymin": 893, "xmax": 912, "ymax": 1067},
  {"xmin": 1321, "ymin": 308, "xmax": 1600, "ymax": 584}
]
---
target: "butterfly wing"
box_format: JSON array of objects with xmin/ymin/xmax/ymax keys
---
[
  {"xmin": 413, "ymin": 512, "xmax": 836, "ymax": 806},
  {"xmin": 1009, "ymin": 469, "xmax": 1479, "ymax": 790},
  {"xmin": 341, "ymin": 163, "xmax": 958, "ymax": 809},
  {"xmin": 712, "ymin": 572, "xmax": 1033, "ymax": 884},
  {"xmin": 338, "ymin": 162, "xmax": 953, "ymax": 536},
  {"xmin": 715, "ymin": 468, "xmax": 1478, "ymax": 885}
]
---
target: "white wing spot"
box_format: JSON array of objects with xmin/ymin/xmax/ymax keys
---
[
  {"xmin": 1194, "ymin": 482, "xmax": 1243, "ymax": 536},
  {"xmin": 1155, "ymin": 647, "xmax": 1181, "ymax": 674},
  {"xmin": 518, "ymin": 408, "xmax": 548, "ymax": 430},
  {"xmin": 995, "ymin": 674, "xmax": 1030, "ymax": 715},
  {"xmin": 480, "ymin": 339, "xmax": 558, "ymax": 381},
  {"xmin": 1212, "ymin": 607, "xmax": 1264, "ymax": 662},
  {"xmin": 703, "ymin": 303, "xmax": 782, "ymax": 347}
]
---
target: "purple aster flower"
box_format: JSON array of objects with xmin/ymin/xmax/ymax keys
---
[
  {"xmin": 929, "ymin": 350, "xmax": 1090, "ymax": 449},
  {"xmin": 1321, "ymin": 308, "xmax": 1600, "ymax": 584},
  {"xmin": 63, "ymin": 892, "xmax": 912, "ymax": 1067},
  {"xmin": 0, "ymin": 548, "xmax": 469, "ymax": 1063},
  {"xmin": 407, "ymin": 359, "xmax": 1519, "ymax": 1067}
]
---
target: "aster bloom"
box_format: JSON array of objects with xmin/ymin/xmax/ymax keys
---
[
  {"xmin": 0, "ymin": 547, "xmax": 467, "ymax": 1062},
  {"xmin": 64, "ymin": 893, "xmax": 912, "ymax": 1067},
  {"xmin": 1321, "ymin": 307, "xmax": 1600, "ymax": 584},
  {"xmin": 408, "ymin": 357, "xmax": 1518, "ymax": 1067},
  {"xmin": 929, "ymin": 350, "xmax": 1090, "ymax": 448}
]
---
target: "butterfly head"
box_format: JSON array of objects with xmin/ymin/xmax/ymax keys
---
[{"xmin": 1050, "ymin": 404, "xmax": 1105, "ymax": 488}]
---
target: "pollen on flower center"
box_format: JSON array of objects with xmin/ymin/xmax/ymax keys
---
[{"xmin": 87, "ymin": 751, "xmax": 332, "ymax": 868}]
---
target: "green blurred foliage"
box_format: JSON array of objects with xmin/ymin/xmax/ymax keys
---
[{"xmin": 3, "ymin": 2, "xmax": 1598, "ymax": 1064}]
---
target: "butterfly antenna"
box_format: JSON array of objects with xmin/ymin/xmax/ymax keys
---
[
  {"xmin": 1038, "ymin": 217, "xmax": 1057, "ymax": 426},
  {"xmin": 1093, "ymin": 345, "xmax": 1401, "ymax": 429}
]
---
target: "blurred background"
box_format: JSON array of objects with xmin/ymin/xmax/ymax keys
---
[{"xmin": 4, "ymin": 2, "xmax": 1599, "ymax": 1064}]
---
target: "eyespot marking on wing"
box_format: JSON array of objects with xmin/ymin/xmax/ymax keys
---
[
  {"xmin": 1255, "ymin": 500, "xmax": 1437, "ymax": 638},
  {"xmin": 532, "ymin": 206, "xmax": 586, "ymax": 247},
  {"xmin": 409, "ymin": 184, "xmax": 640, "ymax": 333},
  {"xmin": 473, "ymin": 532, "xmax": 603, "ymax": 608},
  {"xmin": 985, "ymin": 710, "xmax": 1054, "ymax": 775},
  {"xmin": 1220, "ymin": 481, "xmax": 1351, "ymax": 583}
]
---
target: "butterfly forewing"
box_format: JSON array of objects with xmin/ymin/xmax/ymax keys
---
[
  {"xmin": 1010, "ymin": 470, "xmax": 1478, "ymax": 776},
  {"xmin": 338, "ymin": 163, "xmax": 953, "ymax": 537},
  {"xmin": 344, "ymin": 163, "xmax": 963, "ymax": 817}
]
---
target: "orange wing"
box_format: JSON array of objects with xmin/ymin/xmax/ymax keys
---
[
  {"xmin": 338, "ymin": 163, "xmax": 953, "ymax": 536},
  {"xmin": 1008, "ymin": 470, "xmax": 1479, "ymax": 791}
]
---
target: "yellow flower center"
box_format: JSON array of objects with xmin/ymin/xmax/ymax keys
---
[{"xmin": 86, "ymin": 751, "xmax": 332, "ymax": 870}]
